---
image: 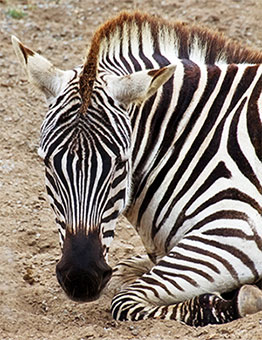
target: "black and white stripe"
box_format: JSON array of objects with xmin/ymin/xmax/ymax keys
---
[
  {"xmin": 39, "ymin": 68, "xmax": 132, "ymax": 252},
  {"xmin": 37, "ymin": 13, "xmax": 262, "ymax": 325}
]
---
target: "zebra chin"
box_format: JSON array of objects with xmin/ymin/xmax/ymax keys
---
[{"xmin": 55, "ymin": 231, "xmax": 112, "ymax": 302}]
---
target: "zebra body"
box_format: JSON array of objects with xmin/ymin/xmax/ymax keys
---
[
  {"xmin": 12, "ymin": 12, "xmax": 262, "ymax": 326},
  {"xmin": 113, "ymin": 60, "xmax": 262, "ymax": 322}
]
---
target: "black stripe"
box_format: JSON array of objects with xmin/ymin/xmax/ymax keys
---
[
  {"xmin": 247, "ymin": 72, "xmax": 262, "ymax": 161},
  {"xmin": 164, "ymin": 161, "xmax": 231, "ymax": 249},
  {"xmin": 158, "ymin": 260, "xmax": 214, "ymax": 282},
  {"xmin": 148, "ymin": 65, "xmax": 239, "ymax": 236},
  {"xmin": 176, "ymin": 242, "xmax": 239, "ymax": 282},
  {"xmin": 128, "ymin": 35, "xmax": 142, "ymax": 72},
  {"xmin": 228, "ymin": 97, "xmax": 262, "ymax": 194},
  {"xmin": 103, "ymin": 230, "xmax": 114, "ymax": 238},
  {"xmin": 170, "ymin": 251, "xmax": 220, "ymax": 274},
  {"xmin": 187, "ymin": 235, "xmax": 259, "ymax": 280},
  {"xmin": 138, "ymin": 276, "xmax": 170, "ymax": 296}
]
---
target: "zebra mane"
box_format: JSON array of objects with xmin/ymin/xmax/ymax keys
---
[{"xmin": 79, "ymin": 11, "xmax": 262, "ymax": 113}]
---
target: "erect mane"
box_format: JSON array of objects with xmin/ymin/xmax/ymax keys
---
[{"xmin": 79, "ymin": 11, "xmax": 262, "ymax": 113}]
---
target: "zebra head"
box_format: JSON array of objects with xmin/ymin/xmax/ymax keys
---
[{"xmin": 12, "ymin": 36, "xmax": 175, "ymax": 302}]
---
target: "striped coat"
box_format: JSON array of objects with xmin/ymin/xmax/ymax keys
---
[{"xmin": 12, "ymin": 11, "xmax": 262, "ymax": 326}]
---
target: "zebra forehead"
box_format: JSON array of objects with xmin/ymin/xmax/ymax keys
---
[{"xmin": 79, "ymin": 11, "xmax": 262, "ymax": 114}]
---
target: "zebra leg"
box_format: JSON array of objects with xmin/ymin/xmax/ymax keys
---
[
  {"xmin": 110, "ymin": 233, "xmax": 262, "ymax": 326},
  {"xmin": 111, "ymin": 284, "xmax": 262, "ymax": 326},
  {"xmin": 108, "ymin": 255, "xmax": 154, "ymax": 293}
]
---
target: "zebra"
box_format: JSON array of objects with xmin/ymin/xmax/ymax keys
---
[{"xmin": 12, "ymin": 11, "xmax": 262, "ymax": 326}]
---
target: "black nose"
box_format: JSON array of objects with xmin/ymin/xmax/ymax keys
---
[
  {"xmin": 56, "ymin": 259, "xmax": 112, "ymax": 302},
  {"xmin": 56, "ymin": 231, "xmax": 112, "ymax": 302}
]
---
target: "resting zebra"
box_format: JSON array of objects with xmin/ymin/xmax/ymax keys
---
[{"xmin": 12, "ymin": 11, "xmax": 262, "ymax": 326}]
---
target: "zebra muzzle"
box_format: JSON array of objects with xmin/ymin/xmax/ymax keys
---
[{"xmin": 56, "ymin": 231, "xmax": 112, "ymax": 302}]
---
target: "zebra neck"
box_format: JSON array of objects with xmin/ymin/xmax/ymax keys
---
[
  {"xmin": 126, "ymin": 61, "xmax": 262, "ymax": 240},
  {"xmin": 80, "ymin": 11, "xmax": 262, "ymax": 114},
  {"xmin": 128, "ymin": 60, "xmax": 202, "ymax": 198}
]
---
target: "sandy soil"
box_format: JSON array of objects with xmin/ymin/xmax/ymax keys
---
[{"xmin": 1, "ymin": 0, "xmax": 262, "ymax": 339}]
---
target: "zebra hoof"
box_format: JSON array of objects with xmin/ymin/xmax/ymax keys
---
[{"xmin": 238, "ymin": 284, "xmax": 262, "ymax": 317}]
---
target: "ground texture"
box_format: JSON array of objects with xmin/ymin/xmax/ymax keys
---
[{"xmin": 1, "ymin": 0, "xmax": 262, "ymax": 339}]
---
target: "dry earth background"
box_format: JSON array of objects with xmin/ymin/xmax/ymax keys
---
[{"xmin": 1, "ymin": 0, "xmax": 262, "ymax": 339}]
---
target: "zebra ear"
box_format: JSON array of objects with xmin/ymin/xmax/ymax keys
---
[
  {"xmin": 105, "ymin": 64, "xmax": 176, "ymax": 106},
  {"xmin": 11, "ymin": 35, "xmax": 66, "ymax": 99}
]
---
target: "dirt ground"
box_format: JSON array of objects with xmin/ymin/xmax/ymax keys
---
[{"xmin": 1, "ymin": 0, "xmax": 262, "ymax": 339}]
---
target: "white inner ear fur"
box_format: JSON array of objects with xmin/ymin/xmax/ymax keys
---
[
  {"xmin": 104, "ymin": 64, "xmax": 176, "ymax": 106},
  {"xmin": 12, "ymin": 35, "xmax": 71, "ymax": 101}
]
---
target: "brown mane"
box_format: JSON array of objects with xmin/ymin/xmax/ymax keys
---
[{"xmin": 79, "ymin": 11, "xmax": 262, "ymax": 114}]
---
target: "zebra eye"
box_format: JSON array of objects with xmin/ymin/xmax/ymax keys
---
[
  {"xmin": 116, "ymin": 155, "xmax": 129, "ymax": 168},
  {"xmin": 117, "ymin": 149, "xmax": 131, "ymax": 164},
  {"xmin": 115, "ymin": 159, "xmax": 125, "ymax": 171}
]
